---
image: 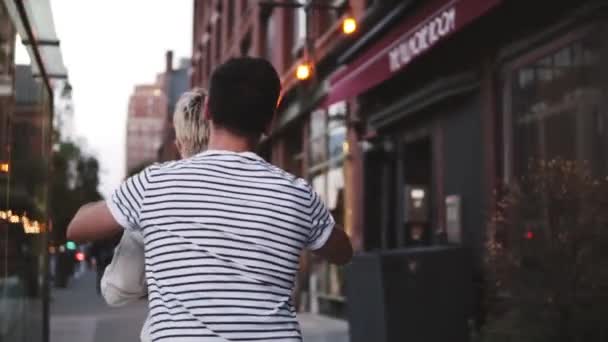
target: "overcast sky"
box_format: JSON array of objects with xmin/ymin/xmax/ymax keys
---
[{"xmin": 47, "ymin": 0, "xmax": 193, "ymax": 197}]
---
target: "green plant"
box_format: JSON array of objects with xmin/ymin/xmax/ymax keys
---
[{"xmin": 483, "ymin": 159, "xmax": 608, "ymax": 342}]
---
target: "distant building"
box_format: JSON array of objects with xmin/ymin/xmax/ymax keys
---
[
  {"xmin": 157, "ymin": 51, "xmax": 190, "ymax": 162},
  {"xmin": 125, "ymin": 80, "xmax": 167, "ymax": 174}
]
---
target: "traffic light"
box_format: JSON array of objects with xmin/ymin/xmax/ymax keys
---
[
  {"xmin": 66, "ymin": 241, "xmax": 77, "ymax": 251},
  {"xmin": 75, "ymin": 251, "xmax": 85, "ymax": 262}
]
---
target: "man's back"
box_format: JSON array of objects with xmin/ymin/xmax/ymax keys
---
[
  {"xmin": 66, "ymin": 57, "xmax": 351, "ymax": 342},
  {"xmin": 130, "ymin": 150, "xmax": 334, "ymax": 341}
]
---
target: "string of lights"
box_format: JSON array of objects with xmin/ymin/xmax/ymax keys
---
[{"xmin": 0, "ymin": 209, "xmax": 44, "ymax": 234}]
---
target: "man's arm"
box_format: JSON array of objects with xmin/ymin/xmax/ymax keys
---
[
  {"xmin": 313, "ymin": 227, "xmax": 353, "ymax": 265},
  {"xmin": 67, "ymin": 201, "xmax": 123, "ymax": 243}
]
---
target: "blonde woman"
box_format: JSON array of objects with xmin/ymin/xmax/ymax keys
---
[{"xmin": 100, "ymin": 89, "xmax": 208, "ymax": 342}]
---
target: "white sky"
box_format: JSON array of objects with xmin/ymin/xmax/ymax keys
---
[{"xmin": 46, "ymin": 0, "xmax": 193, "ymax": 197}]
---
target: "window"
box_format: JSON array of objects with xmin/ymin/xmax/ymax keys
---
[
  {"xmin": 293, "ymin": 3, "xmax": 307, "ymax": 51},
  {"xmin": 263, "ymin": 11, "xmax": 275, "ymax": 62},
  {"xmin": 506, "ymin": 26, "xmax": 608, "ymax": 179},
  {"xmin": 308, "ymin": 101, "xmax": 350, "ymax": 315},
  {"xmin": 0, "ymin": 29, "xmax": 52, "ymax": 342}
]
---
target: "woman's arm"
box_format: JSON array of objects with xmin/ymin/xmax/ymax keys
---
[{"xmin": 100, "ymin": 231, "xmax": 147, "ymax": 306}]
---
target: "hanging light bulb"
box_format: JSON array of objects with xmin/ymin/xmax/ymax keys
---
[
  {"xmin": 342, "ymin": 17, "xmax": 357, "ymax": 35},
  {"xmin": 296, "ymin": 62, "xmax": 312, "ymax": 81}
]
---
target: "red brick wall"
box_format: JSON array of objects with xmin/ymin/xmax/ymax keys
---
[{"xmin": 191, "ymin": 0, "xmax": 368, "ymax": 94}]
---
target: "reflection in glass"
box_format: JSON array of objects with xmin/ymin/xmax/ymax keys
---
[
  {"xmin": 510, "ymin": 27, "xmax": 608, "ymax": 178},
  {"xmin": 0, "ymin": 27, "xmax": 50, "ymax": 342}
]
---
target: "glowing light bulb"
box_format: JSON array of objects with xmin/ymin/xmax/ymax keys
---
[
  {"xmin": 342, "ymin": 17, "xmax": 357, "ymax": 35},
  {"xmin": 296, "ymin": 63, "xmax": 312, "ymax": 80}
]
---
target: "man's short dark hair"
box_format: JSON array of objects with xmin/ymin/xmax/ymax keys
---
[{"xmin": 208, "ymin": 57, "xmax": 281, "ymax": 136}]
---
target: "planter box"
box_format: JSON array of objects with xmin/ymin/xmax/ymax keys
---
[{"xmin": 345, "ymin": 246, "xmax": 473, "ymax": 342}]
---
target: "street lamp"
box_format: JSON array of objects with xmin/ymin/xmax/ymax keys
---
[{"xmin": 259, "ymin": 0, "xmax": 357, "ymax": 81}]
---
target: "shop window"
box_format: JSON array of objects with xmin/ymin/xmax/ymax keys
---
[
  {"xmin": 307, "ymin": 101, "xmax": 350, "ymax": 317},
  {"xmin": 506, "ymin": 27, "xmax": 608, "ymax": 179},
  {"xmin": 0, "ymin": 28, "xmax": 51, "ymax": 342}
]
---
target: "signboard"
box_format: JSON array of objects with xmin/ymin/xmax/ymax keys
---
[{"xmin": 326, "ymin": 0, "xmax": 502, "ymax": 106}]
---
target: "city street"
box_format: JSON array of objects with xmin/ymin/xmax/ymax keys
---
[{"xmin": 50, "ymin": 270, "xmax": 349, "ymax": 342}]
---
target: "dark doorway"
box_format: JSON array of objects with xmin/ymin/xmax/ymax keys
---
[{"xmin": 399, "ymin": 136, "xmax": 432, "ymax": 247}]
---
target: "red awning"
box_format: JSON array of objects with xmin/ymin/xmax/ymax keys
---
[{"xmin": 325, "ymin": 0, "xmax": 501, "ymax": 106}]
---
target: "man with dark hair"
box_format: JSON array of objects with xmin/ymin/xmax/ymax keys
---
[
  {"xmin": 208, "ymin": 57, "xmax": 280, "ymax": 137},
  {"xmin": 67, "ymin": 57, "xmax": 353, "ymax": 342}
]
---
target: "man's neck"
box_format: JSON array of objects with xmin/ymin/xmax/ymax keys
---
[{"xmin": 207, "ymin": 127, "xmax": 258, "ymax": 153}]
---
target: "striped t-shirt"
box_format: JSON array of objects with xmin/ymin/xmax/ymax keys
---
[{"xmin": 107, "ymin": 150, "xmax": 335, "ymax": 342}]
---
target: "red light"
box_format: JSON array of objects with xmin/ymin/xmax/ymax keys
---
[
  {"xmin": 75, "ymin": 252, "xmax": 85, "ymax": 262},
  {"xmin": 524, "ymin": 231, "xmax": 534, "ymax": 240}
]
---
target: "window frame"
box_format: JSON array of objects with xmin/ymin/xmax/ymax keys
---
[{"xmin": 501, "ymin": 24, "xmax": 596, "ymax": 183}]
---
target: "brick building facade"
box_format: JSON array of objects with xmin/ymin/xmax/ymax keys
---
[
  {"xmin": 191, "ymin": 0, "xmax": 608, "ymax": 336},
  {"xmin": 125, "ymin": 80, "xmax": 167, "ymax": 174}
]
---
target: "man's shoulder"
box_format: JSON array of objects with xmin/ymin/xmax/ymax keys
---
[{"xmin": 264, "ymin": 164, "xmax": 313, "ymax": 195}]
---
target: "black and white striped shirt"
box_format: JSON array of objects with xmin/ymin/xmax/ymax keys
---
[{"xmin": 107, "ymin": 150, "xmax": 335, "ymax": 342}]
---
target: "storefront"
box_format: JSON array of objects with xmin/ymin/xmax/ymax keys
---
[
  {"xmin": 0, "ymin": 1, "xmax": 67, "ymax": 341},
  {"xmin": 331, "ymin": 0, "xmax": 608, "ymax": 335},
  {"xmin": 268, "ymin": 80, "xmax": 358, "ymax": 317},
  {"xmin": 326, "ymin": 0, "xmax": 502, "ymax": 259}
]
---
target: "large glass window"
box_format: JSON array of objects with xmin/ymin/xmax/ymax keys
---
[
  {"xmin": 0, "ymin": 15, "xmax": 52, "ymax": 341},
  {"xmin": 308, "ymin": 101, "xmax": 351, "ymax": 316},
  {"xmin": 507, "ymin": 26, "xmax": 608, "ymax": 179}
]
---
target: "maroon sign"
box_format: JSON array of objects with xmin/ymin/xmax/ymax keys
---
[{"xmin": 325, "ymin": 0, "xmax": 501, "ymax": 106}]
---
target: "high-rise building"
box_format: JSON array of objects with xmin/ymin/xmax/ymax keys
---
[{"xmin": 125, "ymin": 81, "xmax": 167, "ymax": 174}]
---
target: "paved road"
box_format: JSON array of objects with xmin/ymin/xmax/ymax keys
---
[{"xmin": 50, "ymin": 270, "xmax": 349, "ymax": 342}]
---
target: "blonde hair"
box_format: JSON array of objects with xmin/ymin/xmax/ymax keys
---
[{"xmin": 173, "ymin": 88, "xmax": 209, "ymax": 157}]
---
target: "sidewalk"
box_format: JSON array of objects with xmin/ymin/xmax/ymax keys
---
[
  {"xmin": 50, "ymin": 270, "xmax": 350, "ymax": 342},
  {"xmin": 299, "ymin": 313, "xmax": 350, "ymax": 342}
]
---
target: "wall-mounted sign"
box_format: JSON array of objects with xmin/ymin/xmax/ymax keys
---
[
  {"xmin": 326, "ymin": 0, "xmax": 502, "ymax": 106},
  {"xmin": 388, "ymin": 7, "xmax": 456, "ymax": 72}
]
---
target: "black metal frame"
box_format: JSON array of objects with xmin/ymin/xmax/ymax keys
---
[{"xmin": 259, "ymin": 0, "xmax": 345, "ymax": 11}]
